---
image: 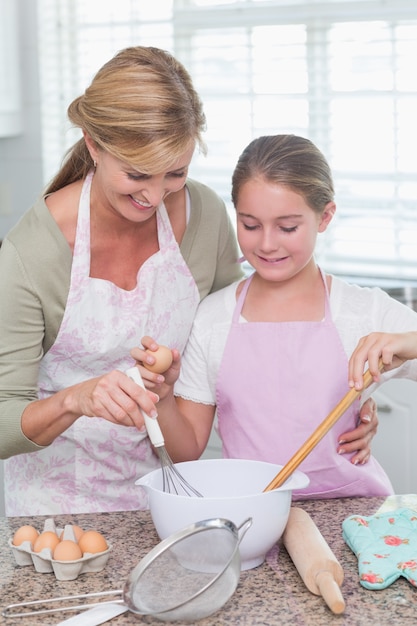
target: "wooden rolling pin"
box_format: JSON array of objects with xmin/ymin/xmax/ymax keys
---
[{"xmin": 282, "ymin": 507, "xmax": 345, "ymax": 615}]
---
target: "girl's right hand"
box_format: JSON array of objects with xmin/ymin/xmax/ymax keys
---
[{"xmin": 130, "ymin": 337, "xmax": 181, "ymax": 401}]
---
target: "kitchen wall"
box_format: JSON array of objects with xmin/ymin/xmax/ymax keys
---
[
  {"xmin": 0, "ymin": 0, "xmax": 43, "ymax": 240},
  {"xmin": 0, "ymin": 0, "xmax": 43, "ymax": 516}
]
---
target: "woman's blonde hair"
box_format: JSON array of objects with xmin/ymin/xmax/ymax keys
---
[
  {"xmin": 46, "ymin": 46, "xmax": 207, "ymax": 193},
  {"xmin": 231, "ymin": 134, "xmax": 334, "ymax": 214}
]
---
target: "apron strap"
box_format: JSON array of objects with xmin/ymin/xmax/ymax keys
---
[{"xmin": 232, "ymin": 274, "xmax": 254, "ymax": 323}]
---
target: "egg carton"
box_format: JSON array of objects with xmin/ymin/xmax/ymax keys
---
[{"xmin": 9, "ymin": 518, "xmax": 112, "ymax": 581}]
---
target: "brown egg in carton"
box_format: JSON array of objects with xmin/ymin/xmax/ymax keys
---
[{"xmin": 9, "ymin": 518, "xmax": 112, "ymax": 581}]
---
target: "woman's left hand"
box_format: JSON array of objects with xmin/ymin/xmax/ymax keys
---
[{"xmin": 337, "ymin": 397, "xmax": 378, "ymax": 465}]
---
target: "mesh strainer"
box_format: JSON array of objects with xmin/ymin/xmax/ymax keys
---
[{"xmin": 3, "ymin": 517, "xmax": 252, "ymax": 624}]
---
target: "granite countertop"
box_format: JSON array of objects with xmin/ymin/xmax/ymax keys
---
[{"xmin": 1, "ymin": 495, "xmax": 417, "ymax": 626}]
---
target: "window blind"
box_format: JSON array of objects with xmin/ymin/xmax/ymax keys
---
[{"xmin": 37, "ymin": 0, "xmax": 417, "ymax": 282}]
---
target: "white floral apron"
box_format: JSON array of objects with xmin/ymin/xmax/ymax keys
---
[{"xmin": 5, "ymin": 172, "xmax": 199, "ymax": 515}]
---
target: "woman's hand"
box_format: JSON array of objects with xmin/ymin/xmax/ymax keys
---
[
  {"xmin": 21, "ymin": 369, "xmax": 160, "ymax": 447},
  {"xmin": 337, "ymin": 397, "xmax": 378, "ymax": 465},
  {"xmin": 73, "ymin": 370, "xmax": 160, "ymax": 428},
  {"xmin": 349, "ymin": 331, "xmax": 417, "ymax": 389}
]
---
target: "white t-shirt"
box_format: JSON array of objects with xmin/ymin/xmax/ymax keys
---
[{"xmin": 175, "ymin": 274, "xmax": 417, "ymax": 405}]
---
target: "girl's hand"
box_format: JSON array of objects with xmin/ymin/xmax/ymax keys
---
[
  {"xmin": 348, "ymin": 331, "xmax": 417, "ymax": 389},
  {"xmin": 337, "ymin": 397, "xmax": 378, "ymax": 465},
  {"xmin": 130, "ymin": 337, "xmax": 181, "ymax": 401}
]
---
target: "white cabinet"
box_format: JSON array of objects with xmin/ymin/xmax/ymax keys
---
[
  {"xmin": 371, "ymin": 378, "xmax": 417, "ymax": 494},
  {"xmin": 0, "ymin": 0, "xmax": 22, "ymax": 136},
  {"xmin": 201, "ymin": 427, "xmax": 223, "ymax": 460}
]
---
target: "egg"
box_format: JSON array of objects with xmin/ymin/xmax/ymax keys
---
[
  {"xmin": 71, "ymin": 524, "xmax": 84, "ymax": 542},
  {"xmin": 12, "ymin": 525, "xmax": 39, "ymax": 547},
  {"xmin": 33, "ymin": 531, "xmax": 60, "ymax": 553},
  {"xmin": 53, "ymin": 539, "xmax": 83, "ymax": 561},
  {"xmin": 144, "ymin": 345, "xmax": 173, "ymax": 374},
  {"xmin": 78, "ymin": 530, "xmax": 108, "ymax": 554}
]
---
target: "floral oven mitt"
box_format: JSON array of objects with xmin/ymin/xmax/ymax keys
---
[{"xmin": 342, "ymin": 508, "xmax": 417, "ymax": 589}]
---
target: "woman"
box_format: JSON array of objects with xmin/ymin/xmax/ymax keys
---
[{"xmin": 0, "ymin": 46, "xmax": 243, "ymax": 515}]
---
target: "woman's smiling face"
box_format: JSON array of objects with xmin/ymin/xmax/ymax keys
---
[
  {"xmin": 86, "ymin": 136, "xmax": 195, "ymax": 224},
  {"xmin": 236, "ymin": 177, "xmax": 334, "ymax": 281}
]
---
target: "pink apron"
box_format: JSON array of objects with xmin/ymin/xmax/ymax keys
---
[
  {"xmin": 5, "ymin": 172, "xmax": 200, "ymax": 515},
  {"xmin": 216, "ymin": 271, "xmax": 393, "ymax": 499}
]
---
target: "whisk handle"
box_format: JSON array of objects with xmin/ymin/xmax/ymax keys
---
[
  {"xmin": 142, "ymin": 414, "xmax": 165, "ymax": 448},
  {"xmin": 125, "ymin": 367, "xmax": 165, "ymax": 448}
]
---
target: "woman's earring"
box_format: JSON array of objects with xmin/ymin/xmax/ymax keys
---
[{"xmin": 93, "ymin": 160, "xmax": 97, "ymax": 168}]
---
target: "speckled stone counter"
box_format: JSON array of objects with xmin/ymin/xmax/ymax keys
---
[{"xmin": 1, "ymin": 496, "xmax": 417, "ymax": 625}]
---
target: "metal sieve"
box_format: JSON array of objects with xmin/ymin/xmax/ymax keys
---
[{"xmin": 3, "ymin": 517, "xmax": 252, "ymax": 624}]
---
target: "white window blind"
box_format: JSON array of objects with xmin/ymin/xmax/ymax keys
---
[{"xmin": 37, "ymin": 0, "xmax": 417, "ymax": 283}]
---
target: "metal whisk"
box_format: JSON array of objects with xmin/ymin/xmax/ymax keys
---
[{"xmin": 125, "ymin": 367, "xmax": 202, "ymax": 497}]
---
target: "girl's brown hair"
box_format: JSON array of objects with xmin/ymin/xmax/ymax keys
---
[{"xmin": 231, "ymin": 134, "xmax": 334, "ymax": 214}]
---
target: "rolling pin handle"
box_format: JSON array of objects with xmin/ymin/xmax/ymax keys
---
[{"xmin": 315, "ymin": 570, "xmax": 346, "ymax": 615}]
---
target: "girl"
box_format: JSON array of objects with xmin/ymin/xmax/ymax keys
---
[{"xmin": 136, "ymin": 134, "xmax": 417, "ymax": 499}]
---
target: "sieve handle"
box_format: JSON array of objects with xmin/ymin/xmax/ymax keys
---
[
  {"xmin": 237, "ymin": 518, "xmax": 253, "ymax": 544},
  {"xmin": 125, "ymin": 367, "xmax": 165, "ymax": 448},
  {"xmin": 1, "ymin": 592, "xmax": 124, "ymax": 621},
  {"xmin": 56, "ymin": 603, "xmax": 128, "ymax": 625}
]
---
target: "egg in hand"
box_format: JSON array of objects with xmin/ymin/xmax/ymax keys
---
[{"xmin": 144, "ymin": 345, "xmax": 173, "ymax": 374}]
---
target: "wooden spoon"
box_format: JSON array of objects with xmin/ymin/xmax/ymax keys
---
[{"xmin": 264, "ymin": 360, "xmax": 383, "ymax": 492}]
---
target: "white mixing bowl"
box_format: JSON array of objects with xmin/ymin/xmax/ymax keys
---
[{"xmin": 136, "ymin": 458, "xmax": 309, "ymax": 570}]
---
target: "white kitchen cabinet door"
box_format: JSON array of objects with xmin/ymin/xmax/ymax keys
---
[
  {"xmin": 0, "ymin": 0, "xmax": 22, "ymax": 136},
  {"xmin": 371, "ymin": 379, "xmax": 417, "ymax": 495},
  {"xmin": 201, "ymin": 427, "xmax": 223, "ymax": 459}
]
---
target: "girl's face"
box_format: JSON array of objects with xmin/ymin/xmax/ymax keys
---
[
  {"xmin": 85, "ymin": 134, "xmax": 195, "ymax": 223},
  {"xmin": 236, "ymin": 178, "xmax": 335, "ymax": 282}
]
